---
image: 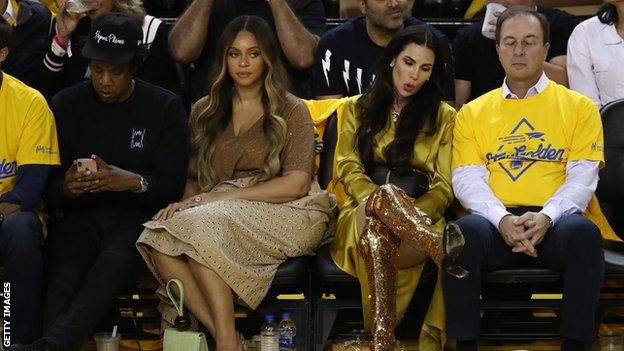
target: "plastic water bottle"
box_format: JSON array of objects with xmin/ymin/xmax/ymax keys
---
[
  {"xmin": 278, "ymin": 312, "xmax": 296, "ymax": 351},
  {"xmin": 261, "ymin": 314, "xmax": 279, "ymax": 351}
]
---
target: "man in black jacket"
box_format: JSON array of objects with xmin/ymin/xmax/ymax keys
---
[
  {"xmin": 12, "ymin": 13, "xmax": 189, "ymax": 351},
  {"xmin": 1, "ymin": 0, "xmax": 54, "ymax": 96}
]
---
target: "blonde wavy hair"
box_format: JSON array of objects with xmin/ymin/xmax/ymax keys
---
[
  {"xmin": 190, "ymin": 15, "xmax": 291, "ymax": 191},
  {"xmin": 111, "ymin": 0, "xmax": 146, "ymax": 23}
]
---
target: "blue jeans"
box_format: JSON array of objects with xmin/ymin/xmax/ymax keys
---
[
  {"xmin": 444, "ymin": 213, "xmax": 605, "ymax": 341},
  {"xmin": 0, "ymin": 212, "xmax": 44, "ymax": 345}
]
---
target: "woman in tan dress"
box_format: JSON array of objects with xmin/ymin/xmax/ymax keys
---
[{"xmin": 136, "ymin": 16, "xmax": 334, "ymax": 351}]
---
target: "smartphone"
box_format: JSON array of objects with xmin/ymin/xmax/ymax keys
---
[{"xmin": 76, "ymin": 158, "xmax": 98, "ymax": 173}]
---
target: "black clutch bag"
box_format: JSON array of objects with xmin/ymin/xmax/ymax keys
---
[{"xmin": 366, "ymin": 163, "xmax": 430, "ymax": 199}]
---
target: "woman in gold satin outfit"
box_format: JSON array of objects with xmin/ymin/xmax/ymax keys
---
[{"xmin": 329, "ymin": 26, "xmax": 468, "ymax": 351}]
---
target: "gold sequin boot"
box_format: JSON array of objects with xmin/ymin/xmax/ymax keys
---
[
  {"xmin": 366, "ymin": 183, "xmax": 469, "ymax": 279},
  {"xmin": 358, "ymin": 216, "xmax": 401, "ymax": 351}
]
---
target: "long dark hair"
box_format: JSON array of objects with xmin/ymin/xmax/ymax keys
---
[
  {"xmin": 190, "ymin": 15, "xmax": 290, "ymax": 190},
  {"xmin": 355, "ymin": 25, "xmax": 446, "ymax": 172},
  {"xmin": 597, "ymin": 4, "xmax": 619, "ymax": 25}
]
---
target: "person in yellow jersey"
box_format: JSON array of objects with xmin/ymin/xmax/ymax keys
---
[
  {"xmin": 0, "ymin": 17, "xmax": 60, "ymax": 349},
  {"xmin": 446, "ymin": 6, "xmax": 608, "ymax": 351}
]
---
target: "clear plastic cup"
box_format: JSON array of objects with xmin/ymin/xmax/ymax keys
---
[
  {"xmin": 66, "ymin": 0, "xmax": 97, "ymax": 14},
  {"xmin": 253, "ymin": 334, "xmax": 262, "ymax": 350},
  {"xmin": 93, "ymin": 332, "xmax": 121, "ymax": 351},
  {"xmin": 481, "ymin": 2, "xmax": 508, "ymax": 40},
  {"xmin": 600, "ymin": 334, "xmax": 624, "ymax": 351}
]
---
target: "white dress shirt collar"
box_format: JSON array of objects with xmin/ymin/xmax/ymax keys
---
[
  {"xmin": 600, "ymin": 20, "xmax": 623, "ymax": 46},
  {"xmin": 502, "ymin": 72, "xmax": 549, "ymax": 99}
]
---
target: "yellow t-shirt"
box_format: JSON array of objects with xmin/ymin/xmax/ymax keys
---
[
  {"xmin": 452, "ymin": 80, "xmax": 619, "ymax": 240},
  {"xmin": 453, "ymin": 80, "xmax": 603, "ymax": 207},
  {"xmin": 0, "ymin": 73, "xmax": 60, "ymax": 196}
]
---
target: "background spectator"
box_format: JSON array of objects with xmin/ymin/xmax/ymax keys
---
[
  {"xmin": 0, "ymin": 16, "xmax": 60, "ymax": 348},
  {"xmin": 42, "ymin": 0, "xmax": 179, "ymax": 98},
  {"xmin": 312, "ymin": 0, "xmax": 454, "ymax": 100},
  {"xmin": 169, "ymin": 0, "xmax": 325, "ymax": 103},
  {"xmin": 567, "ymin": 1, "xmax": 624, "ymax": 108},
  {"xmin": 453, "ymin": 0, "xmax": 579, "ymax": 109},
  {"xmin": 1, "ymin": 0, "xmax": 54, "ymax": 94}
]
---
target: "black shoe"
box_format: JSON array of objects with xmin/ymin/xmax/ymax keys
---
[{"xmin": 443, "ymin": 222, "xmax": 469, "ymax": 279}]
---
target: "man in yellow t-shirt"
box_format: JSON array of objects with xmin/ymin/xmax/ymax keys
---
[
  {"xmin": 0, "ymin": 17, "xmax": 60, "ymax": 347},
  {"xmin": 445, "ymin": 7, "xmax": 604, "ymax": 351}
]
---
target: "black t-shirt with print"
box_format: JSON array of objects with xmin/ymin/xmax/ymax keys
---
[
  {"xmin": 453, "ymin": 6, "xmax": 580, "ymax": 102},
  {"xmin": 190, "ymin": 0, "xmax": 326, "ymax": 102},
  {"xmin": 312, "ymin": 17, "xmax": 455, "ymax": 99},
  {"xmin": 47, "ymin": 79, "xmax": 190, "ymax": 214}
]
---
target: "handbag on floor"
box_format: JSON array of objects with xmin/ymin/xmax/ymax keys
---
[{"xmin": 163, "ymin": 278, "xmax": 209, "ymax": 351}]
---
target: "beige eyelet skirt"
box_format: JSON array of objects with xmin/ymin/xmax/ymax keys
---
[{"xmin": 136, "ymin": 177, "xmax": 336, "ymax": 326}]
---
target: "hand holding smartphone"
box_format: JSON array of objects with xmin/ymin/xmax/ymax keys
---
[{"xmin": 76, "ymin": 158, "xmax": 98, "ymax": 173}]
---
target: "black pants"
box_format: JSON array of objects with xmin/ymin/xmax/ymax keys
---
[
  {"xmin": 0, "ymin": 212, "xmax": 43, "ymax": 345},
  {"xmin": 42, "ymin": 208, "xmax": 145, "ymax": 351},
  {"xmin": 444, "ymin": 213, "xmax": 605, "ymax": 341}
]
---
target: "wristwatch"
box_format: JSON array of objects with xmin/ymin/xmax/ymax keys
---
[
  {"xmin": 543, "ymin": 214, "xmax": 554, "ymax": 228},
  {"xmin": 133, "ymin": 175, "xmax": 149, "ymax": 193}
]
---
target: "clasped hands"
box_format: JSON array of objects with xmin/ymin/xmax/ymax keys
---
[{"xmin": 499, "ymin": 212, "xmax": 552, "ymax": 258}]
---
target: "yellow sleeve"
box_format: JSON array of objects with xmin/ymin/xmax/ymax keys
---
[
  {"xmin": 16, "ymin": 95, "xmax": 60, "ymax": 167},
  {"xmin": 40, "ymin": 0, "xmax": 58, "ymax": 14},
  {"xmin": 568, "ymin": 98, "xmax": 604, "ymax": 166},
  {"xmin": 335, "ymin": 99, "xmax": 378, "ymax": 205},
  {"xmin": 412, "ymin": 108, "xmax": 455, "ymax": 223},
  {"xmin": 451, "ymin": 106, "xmax": 484, "ymax": 169},
  {"xmin": 464, "ymin": 0, "xmax": 486, "ymax": 18}
]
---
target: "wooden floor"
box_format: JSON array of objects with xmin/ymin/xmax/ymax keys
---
[
  {"xmin": 79, "ymin": 322, "xmax": 624, "ymax": 351},
  {"xmin": 79, "ymin": 339, "xmax": 621, "ymax": 351}
]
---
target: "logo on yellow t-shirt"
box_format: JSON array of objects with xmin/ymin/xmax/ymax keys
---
[
  {"xmin": 486, "ymin": 118, "xmax": 566, "ymax": 182},
  {"xmin": 0, "ymin": 158, "xmax": 18, "ymax": 180},
  {"xmin": 35, "ymin": 145, "xmax": 59, "ymax": 155},
  {"xmin": 591, "ymin": 142, "xmax": 604, "ymax": 152}
]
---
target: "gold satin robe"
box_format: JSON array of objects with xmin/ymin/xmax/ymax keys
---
[{"xmin": 329, "ymin": 96, "xmax": 457, "ymax": 350}]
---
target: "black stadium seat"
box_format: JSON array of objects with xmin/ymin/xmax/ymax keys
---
[
  {"xmin": 313, "ymin": 111, "xmax": 362, "ymax": 350},
  {"xmin": 597, "ymin": 98, "xmax": 624, "ymax": 242}
]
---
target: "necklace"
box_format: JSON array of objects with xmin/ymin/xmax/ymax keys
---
[
  {"xmin": 391, "ymin": 100, "xmax": 404, "ymax": 123},
  {"xmin": 391, "ymin": 111, "xmax": 400, "ymax": 123}
]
